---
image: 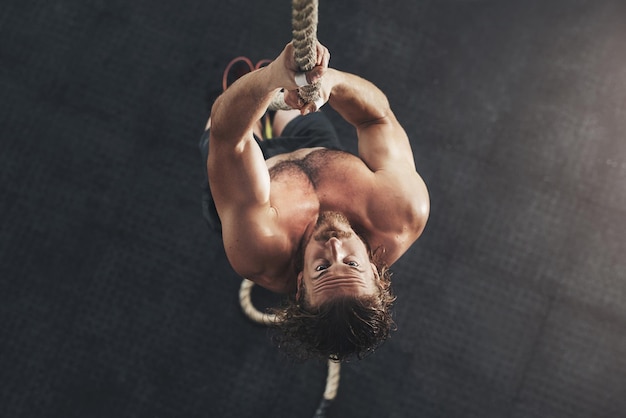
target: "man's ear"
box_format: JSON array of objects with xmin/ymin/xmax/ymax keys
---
[{"xmin": 295, "ymin": 271, "xmax": 304, "ymax": 301}]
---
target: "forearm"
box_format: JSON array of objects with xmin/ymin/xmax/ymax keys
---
[
  {"xmin": 322, "ymin": 68, "xmax": 414, "ymax": 172},
  {"xmin": 209, "ymin": 65, "xmax": 281, "ymax": 143},
  {"xmin": 325, "ymin": 69, "xmax": 392, "ymax": 128}
]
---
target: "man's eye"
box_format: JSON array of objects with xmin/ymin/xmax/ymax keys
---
[
  {"xmin": 346, "ymin": 261, "xmax": 359, "ymax": 267},
  {"xmin": 315, "ymin": 265, "xmax": 328, "ymax": 271}
]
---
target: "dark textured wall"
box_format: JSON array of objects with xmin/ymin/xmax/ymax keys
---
[{"xmin": 1, "ymin": 0, "xmax": 625, "ymax": 417}]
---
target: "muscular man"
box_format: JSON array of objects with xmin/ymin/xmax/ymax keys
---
[{"xmin": 201, "ymin": 42, "xmax": 429, "ymax": 360}]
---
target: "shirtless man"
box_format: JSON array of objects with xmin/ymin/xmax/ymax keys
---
[{"xmin": 201, "ymin": 42, "xmax": 429, "ymax": 360}]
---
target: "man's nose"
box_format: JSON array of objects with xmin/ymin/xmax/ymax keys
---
[{"xmin": 326, "ymin": 237, "xmax": 343, "ymax": 259}]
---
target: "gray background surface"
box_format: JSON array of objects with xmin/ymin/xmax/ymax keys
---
[{"xmin": 1, "ymin": 0, "xmax": 625, "ymax": 417}]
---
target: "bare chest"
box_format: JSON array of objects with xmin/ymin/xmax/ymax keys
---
[
  {"xmin": 267, "ymin": 148, "xmax": 373, "ymax": 216},
  {"xmin": 268, "ymin": 162, "xmax": 319, "ymax": 218}
]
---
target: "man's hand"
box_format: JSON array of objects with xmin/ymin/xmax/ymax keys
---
[
  {"xmin": 269, "ymin": 41, "xmax": 331, "ymax": 114},
  {"xmin": 210, "ymin": 40, "xmax": 331, "ymax": 141},
  {"xmin": 270, "ymin": 41, "xmax": 330, "ymax": 89}
]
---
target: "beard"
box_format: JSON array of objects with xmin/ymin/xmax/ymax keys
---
[{"xmin": 313, "ymin": 211, "xmax": 353, "ymax": 242}]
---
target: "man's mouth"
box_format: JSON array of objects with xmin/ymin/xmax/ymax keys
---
[{"xmin": 314, "ymin": 228, "xmax": 352, "ymax": 242}]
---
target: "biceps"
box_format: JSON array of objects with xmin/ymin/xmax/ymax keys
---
[
  {"xmin": 372, "ymin": 169, "xmax": 430, "ymax": 237},
  {"xmin": 207, "ymin": 134, "xmax": 271, "ymax": 210},
  {"xmin": 221, "ymin": 208, "xmax": 285, "ymax": 278}
]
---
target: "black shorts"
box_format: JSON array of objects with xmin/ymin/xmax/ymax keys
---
[{"xmin": 199, "ymin": 111, "xmax": 345, "ymax": 231}]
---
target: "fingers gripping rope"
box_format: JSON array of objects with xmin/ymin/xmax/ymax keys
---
[{"xmin": 239, "ymin": 278, "xmax": 341, "ymax": 418}]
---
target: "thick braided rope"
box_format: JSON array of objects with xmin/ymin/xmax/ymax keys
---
[
  {"xmin": 322, "ymin": 360, "xmax": 341, "ymax": 400},
  {"xmin": 238, "ymin": 278, "xmax": 278, "ymax": 326},
  {"xmin": 239, "ymin": 278, "xmax": 341, "ymax": 417},
  {"xmin": 292, "ymin": 0, "xmax": 321, "ymax": 104},
  {"xmin": 312, "ymin": 359, "xmax": 341, "ymax": 417},
  {"xmin": 268, "ymin": 0, "xmax": 321, "ymax": 111}
]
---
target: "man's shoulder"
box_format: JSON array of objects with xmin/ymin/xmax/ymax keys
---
[
  {"xmin": 223, "ymin": 222, "xmax": 295, "ymax": 293},
  {"xmin": 220, "ymin": 199, "xmax": 316, "ymax": 293}
]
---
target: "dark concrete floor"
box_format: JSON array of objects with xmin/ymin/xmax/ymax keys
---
[{"xmin": 1, "ymin": 0, "xmax": 626, "ymax": 417}]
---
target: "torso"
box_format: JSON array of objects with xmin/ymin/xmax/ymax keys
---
[
  {"xmin": 267, "ymin": 148, "xmax": 370, "ymax": 233},
  {"xmin": 257, "ymin": 147, "xmax": 413, "ymax": 293}
]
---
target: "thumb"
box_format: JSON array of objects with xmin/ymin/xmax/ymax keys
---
[{"xmin": 300, "ymin": 102, "xmax": 318, "ymax": 115}]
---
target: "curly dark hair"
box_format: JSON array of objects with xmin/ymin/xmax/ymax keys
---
[{"xmin": 271, "ymin": 251, "xmax": 396, "ymax": 362}]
